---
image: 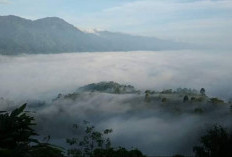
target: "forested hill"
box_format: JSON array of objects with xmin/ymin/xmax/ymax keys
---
[{"xmin": 0, "ymin": 15, "xmax": 188, "ymax": 55}]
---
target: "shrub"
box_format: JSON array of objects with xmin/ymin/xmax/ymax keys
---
[
  {"xmin": 93, "ymin": 147, "xmax": 146, "ymax": 157},
  {"xmin": 209, "ymin": 98, "xmax": 224, "ymax": 104},
  {"xmin": 191, "ymin": 97, "xmax": 196, "ymax": 101},
  {"xmin": 193, "ymin": 125, "xmax": 232, "ymax": 157},
  {"xmin": 194, "ymin": 108, "xmax": 204, "ymax": 114},
  {"xmin": 66, "ymin": 121, "xmax": 112, "ymax": 157},
  {"xmin": 0, "ymin": 104, "xmax": 64, "ymax": 157},
  {"xmin": 162, "ymin": 97, "xmax": 167, "ymax": 102},
  {"xmin": 183, "ymin": 95, "xmax": 189, "ymax": 103},
  {"xmin": 200, "ymin": 88, "xmax": 206, "ymax": 96}
]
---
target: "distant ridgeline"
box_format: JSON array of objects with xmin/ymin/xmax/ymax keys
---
[{"xmin": 0, "ymin": 15, "xmax": 189, "ymax": 55}]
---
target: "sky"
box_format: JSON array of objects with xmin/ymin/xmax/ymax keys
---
[{"xmin": 0, "ymin": 0, "xmax": 232, "ymax": 49}]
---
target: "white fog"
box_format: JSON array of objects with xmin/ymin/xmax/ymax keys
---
[{"xmin": 0, "ymin": 50, "xmax": 231, "ymax": 101}]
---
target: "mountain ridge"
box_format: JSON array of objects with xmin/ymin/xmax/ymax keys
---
[{"xmin": 0, "ymin": 15, "xmax": 188, "ymax": 55}]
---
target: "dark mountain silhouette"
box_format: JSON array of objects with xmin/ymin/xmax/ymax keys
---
[{"xmin": 0, "ymin": 15, "xmax": 187, "ymax": 55}]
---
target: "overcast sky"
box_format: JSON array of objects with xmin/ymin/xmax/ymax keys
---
[{"xmin": 0, "ymin": 0, "xmax": 232, "ymax": 49}]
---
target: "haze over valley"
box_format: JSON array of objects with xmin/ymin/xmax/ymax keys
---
[
  {"xmin": 0, "ymin": 0, "xmax": 232, "ymax": 157},
  {"xmin": 0, "ymin": 51, "xmax": 232, "ymax": 155}
]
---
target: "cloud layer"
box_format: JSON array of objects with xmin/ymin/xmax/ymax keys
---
[
  {"xmin": 0, "ymin": 50, "xmax": 231, "ymax": 100},
  {"xmin": 31, "ymin": 91, "xmax": 232, "ymax": 156},
  {"xmin": 0, "ymin": 51, "xmax": 232, "ymax": 155}
]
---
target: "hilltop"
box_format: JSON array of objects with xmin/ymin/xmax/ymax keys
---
[{"xmin": 51, "ymin": 81, "xmax": 231, "ymax": 115}]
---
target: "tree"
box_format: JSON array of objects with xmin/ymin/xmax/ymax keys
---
[
  {"xmin": 115, "ymin": 87, "xmax": 121, "ymax": 94},
  {"xmin": 183, "ymin": 95, "xmax": 189, "ymax": 103},
  {"xmin": 66, "ymin": 121, "xmax": 112, "ymax": 157},
  {"xmin": 0, "ymin": 104, "xmax": 64, "ymax": 157},
  {"xmin": 144, "ymin": 90, "xmax": 152, "ymax": 102},
  {"xmin": 209, "ymin": 98, "xmax": 224, "ymax": 104},
  {"xmin": 144, "ymin": 93, "xmax": 150, "ymax": 102},
  {"xmin": 200, "ymin": 88, "xmax": 206, "ymax": 96},
  {"xmin": 193, "ymin": 125, "xmax": 232, "ymax": 157},
  {"xmin": 191, "ymin": 97, "xmax": 196, "ymax": 101},
  {"xmin": 66, "ymin": 121, "xmax": 146, "ymax": 157},
  {"xmin": 93, "ymin": 147, "xmax": 146, "ymax": 157},
  {"xmin": 162, "ymin": 97, "xmax": 167, "ymax": 102},
  {"xmin": 0, "ymin": 104, "xmax": 147, "ymax": 157},
  {"xmin": 172, "ymin": 155, "xmax": 184, "ymax": 157},
  {"xmin": 194, "ymin": 108, "xmax": 204, "ymax": 114}
]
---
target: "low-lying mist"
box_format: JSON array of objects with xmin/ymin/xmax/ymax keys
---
[
  {"xmin": 0, "ymin": 50, "xmax": 231, "ymax": 100},
  {"xmin": 31, "ymin": 92, "xmax": 231, "ymax": 156},
  {"xmin": 0, "ymin": 50, "xmax": 232, "ymax": 155}
]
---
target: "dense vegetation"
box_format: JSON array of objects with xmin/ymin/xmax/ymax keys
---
[
  {"xmin": 78, "ymin": 81, "xmax": 137, "ymax": 94},
  {"xmin": 0, "ymin": 104, "xmax": 231, "ymax": 157},
  {"xmin": 0, "ymin": 104, "xmax": 63, "ymax": 157},
  {"xmin": 0, "ymin": 104, "xmax": 145, "ymax": 157},
  {"xmin": 53, "ymin": 82, "xmax": 231, "ymax": 116},
  {"xmin": 193, "ymin": 125, "xmax": 232, "ymax": 157}
]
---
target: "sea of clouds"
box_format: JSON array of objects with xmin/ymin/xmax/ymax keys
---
[
  {"xmin": 0, "ymin": 50, "xmax": 232, "ymax": 155},
  {"xmin": 0, "ymin": 50, "xmax": 231, "ymax": 100}
]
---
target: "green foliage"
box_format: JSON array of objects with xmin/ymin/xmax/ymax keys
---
[
  {"xmin": 66, "ymin": 121, "xmax": 113, "ymax": 157},
  {"xmin": 29, "ymin": 143, "xmax": 64, "ymax": 157},
  {"xmin": 0, "ymin": 104, "xmax": 146, "ymax": 157},
  {"xmin": 78, "ymin": 82, "xmax": 136, "ymax": 94},
  {"xmin": 93, "ymin": 147, "xmax": 146, "ymax": 157},
  {"xmin": 191, "ymin": 97, "xmax": 196, "ymax": 101},
  {"xmin": 0, "ymin": 104, "xmax": 37, "ymax": 150},
  {"xmin": 176, "ymin": 88, "xmax": 198, "ymax": 95},
  {"xmin": 144, "ymin": 90, "xmax": 151, "ymax": 95},
  {"xmin": 0, "ymin": 104, "xmax": 64, "ymax": 157},
  {"xmin": 172, "ymin": 155, "xmax": 185, "ymax": 157},
  {"xmin": 194, "ymin": 108, "xmax": 204, "ymax": 114},
  {"xmin": 196, "ymin": 97, "xmax": 204, "ymax": 102},
  {"xmin": 209, "ymin": 98, "xmax": 224, "ymax": 104},
  {"xmin": 161, "ymin": 89, "xmax": 172, "ymax": 94},
  {"xmin": 162, "ymin": 97, "xmax": 167, "ymax": 102},
  {"xmin": 144, "ymin": 93, "xmax": 150, "ymax": 103},
  {"xmin": 183, "ymin": 95, "xmax": 189, "ymax": 103},
  {"xmin": 64, "ymin": 93, "xmax": 80, "ymax": 100},
  {"xmin": 53, "ymin": 93, "xmax": 81, "ymax": 101},
  {"xmin": 193, "ymin": 125, "xmax": 232, "ymax": 157},
  {"xmin": 115, "ymin": 87, "xmax": 121, "ymax": 94},
  {"xmin": 200, "ymin": 88, "xmax": 206, "ymax": 96}
]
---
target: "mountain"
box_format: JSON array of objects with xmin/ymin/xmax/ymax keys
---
[{"xmin": 0, "ymin": 15, "xmax": 187, "ymax": 55}]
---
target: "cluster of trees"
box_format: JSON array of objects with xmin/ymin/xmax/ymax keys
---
[
  {"xmin": 144, "ymin": 88, "xmax": 207, "ymax": 104},
  {"xmin": 0, "ymin": 104, "xmax": 231, "ymax": 157},
  {"xmin": 0, "ymin": 104, "xmax": 63, "ymax": 157},
  {"xmin": 193, "ymin": 125, "xmax": 232, "ymax": 157},
  {"xmin": 0, "ymin": 104, "xmax": 145, "ymax": 157},
  {"xmin": 78, "ymin": 82, "xmax": 137, "ymax": 94},
  {"xmin": 144, "ymin": 87, "xmax": 229, "ymax": 106}
]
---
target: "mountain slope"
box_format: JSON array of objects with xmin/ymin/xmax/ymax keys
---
[{"xmin": 0, "ymin": 15, "xmax": 187, "ymax": 55}]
